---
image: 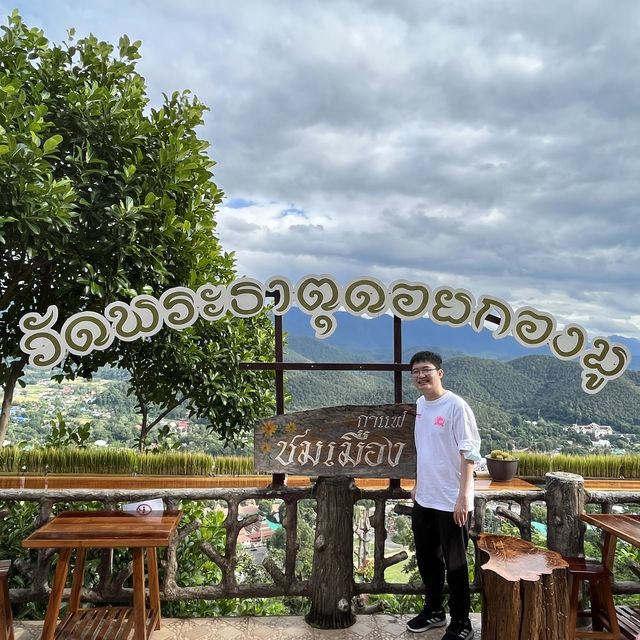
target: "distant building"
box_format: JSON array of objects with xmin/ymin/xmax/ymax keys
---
[
  {"xmin": 237, "ymin": 521, "xmax": 277, "ymax": 545},
  {"xmin": 571, "ymin": 422, "xmax": 614, "ymax": 439},
  {"xmin": 227, "ymin": 501, "xmax": 279, "ymax": 546}
]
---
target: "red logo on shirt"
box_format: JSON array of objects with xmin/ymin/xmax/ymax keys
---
[{"xmin": 434, "ymin": 416, "xmax": 446, "ymax": 427}]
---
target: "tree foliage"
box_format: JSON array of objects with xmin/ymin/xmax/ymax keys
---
[
  {"xmin": 113, "ymin": 317, "xmax": 275, "ymax": 450},
  {"xmin": 0, "ymin": 11, "xmax": 275, "ymax": 445}
]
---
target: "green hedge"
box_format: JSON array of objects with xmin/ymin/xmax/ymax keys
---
[
  {"xmin": 517, "ymin": 452, "xmax": 640, "ymax": 479},
  {"xmin": 0, "ymin": 447, "xmax": 257, "ymax": 476}
]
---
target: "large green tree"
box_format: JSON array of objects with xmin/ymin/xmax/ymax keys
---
[{"xmin": 0, "ymin": 11, "xmax": 275, "ymax": 444}]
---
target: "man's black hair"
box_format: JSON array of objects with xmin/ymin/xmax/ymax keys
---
[{"xmin": 409, "ymin": 350, "xmax": 443, "ymax": 369}]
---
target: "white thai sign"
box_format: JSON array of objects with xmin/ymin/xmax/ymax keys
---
[{"xmin": 18, "ymin": 274, "xmax": 630, "ymax": 394}]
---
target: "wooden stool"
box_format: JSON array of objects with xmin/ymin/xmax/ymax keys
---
[
  {"xmin": 0, "ymin": 560, "xmax": 14, "ymax": 640},
  {"xmin": 566, "ymin": 557, "xmax": 620, "ymax": 640}
]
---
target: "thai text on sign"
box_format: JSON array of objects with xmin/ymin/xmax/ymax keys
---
[
  {"xmin": 18, "ymin": 274, "xmax": 630, "ymax": 393},
  {"xmin": 254, "ymin": 404, "xmax": 416, "ymax": 478}
]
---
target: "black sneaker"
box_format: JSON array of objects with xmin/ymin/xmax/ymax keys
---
[
  {"xmin": 442, "ymin": 619, "xmax": 474, "ymax": 640},
  {"xmin": 406, "ymin": 609, "xmax": 446, "ymax": 633}
]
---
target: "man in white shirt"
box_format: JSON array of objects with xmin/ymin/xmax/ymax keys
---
[{"xmin": 406, "ymin": 351, "xmax": 481, "ymax": 640}]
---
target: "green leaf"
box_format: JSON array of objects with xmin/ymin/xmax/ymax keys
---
[
  {"xmin": 23, "ymin": 219, "xmax": 40, "ymax": 235},
  {"xmin": 43, "ymin": 134, "xmax": 63, "ymax": 154}
]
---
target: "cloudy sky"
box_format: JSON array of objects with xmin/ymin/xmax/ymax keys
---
[{"xmin": 8, "ymin": 1, "xmax": 640, "ymax": 340}]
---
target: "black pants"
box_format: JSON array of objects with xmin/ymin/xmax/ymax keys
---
[{"xmin": 411, "ymin": 502, "xmax": 471, "ymax": 622}]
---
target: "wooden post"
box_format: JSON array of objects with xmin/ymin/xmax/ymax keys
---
[
  {"xmin": 545, "ymin": 471, "xmax": 585, "ymax": 557},
  {"xmin": 305, "ymin": 476, "xmax": 356, "ymax": 629}
]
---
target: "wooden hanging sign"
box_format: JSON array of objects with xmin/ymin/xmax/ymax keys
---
[{"xmin": 254, "ymin": 403, "xmax": 416, "ymax": 478}]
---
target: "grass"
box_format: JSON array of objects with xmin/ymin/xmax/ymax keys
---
[
  {"xmin": 517, "ymin": 452, "xmax": 640, "ymax": 478},
  {"xmin": 0, "ymin": 447, "xmax": 257, "ymax": 476}
]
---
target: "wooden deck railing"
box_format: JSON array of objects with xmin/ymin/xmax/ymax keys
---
[{"xmin": 1, "ymin": 472, "xmax": 640, "ymax": 627}]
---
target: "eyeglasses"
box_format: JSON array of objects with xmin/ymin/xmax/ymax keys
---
[{"xmin": 410, "ymin": 367, "xmax": 439, "ymax": 377}]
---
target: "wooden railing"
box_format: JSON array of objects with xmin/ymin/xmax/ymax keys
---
[{"xmin": 2, "ymin": 472, "xmax": 640, "ymax": 628}]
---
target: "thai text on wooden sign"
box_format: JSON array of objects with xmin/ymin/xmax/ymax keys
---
[{"xmin": 254, "ymin": 403, "xmax": 417, "ymax": 478}]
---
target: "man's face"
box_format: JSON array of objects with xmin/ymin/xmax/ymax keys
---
[{"xmin": 411, "ymin": 360, "xmax": 443, "ymax": 395}]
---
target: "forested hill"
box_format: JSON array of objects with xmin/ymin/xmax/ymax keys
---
[
  {"xmin": 284, "ymin": 338, "xmax": 640, "ymax": 434},
  {"xmin": 444, "ymin": 356, "xmax": 640, "ymax": 430}
]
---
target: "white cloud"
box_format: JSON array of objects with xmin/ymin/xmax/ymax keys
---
[{"xmin": 7, "ymin": 0, "xmax": 640, "ymax": 340}]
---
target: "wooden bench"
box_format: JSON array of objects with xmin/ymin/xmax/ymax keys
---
[
  {"xmin": 616, "ymin": 606, "xmax": 640, "ymax": 640},
  {"xmin": 0, "ymin": 510, "xmax": 12, "ymax": 640},
  {"xmin": 0, "ymin": 560, "xmax": 13, "ymax": 640},
  {"xmin": 477, "ymin": 534, "xmax": 569, "ymax": 640}
]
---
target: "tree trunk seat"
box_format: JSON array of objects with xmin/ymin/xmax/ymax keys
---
[{"xmin": 477, "ymin": 534, "xmax": 569, "ymax": 640}]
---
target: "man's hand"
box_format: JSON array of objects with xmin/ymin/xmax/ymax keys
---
[{"xmin": 453, "ymin": 494, "xmax": 469, "ymax": 527}]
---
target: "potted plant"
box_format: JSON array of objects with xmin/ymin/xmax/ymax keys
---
[{"xmin": 486, "ymin": 450, "xmax": 519, "ymax": 482}]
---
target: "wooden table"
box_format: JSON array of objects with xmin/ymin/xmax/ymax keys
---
[
  {"xmin": 582, "ymin": 513, "xmax": 640, "ymax": 572},
  {"xmin": 582, "ymin": 513, "xmax": 640, "ymax": 640},
  {"xmin": 474, "ymin": 477, "xmax": 539, "ymax": 492},
  {"xmin": 23, "ymin": 510, "xmax": 182, "ymax": 640}
]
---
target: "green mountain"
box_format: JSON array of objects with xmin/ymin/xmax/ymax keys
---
[
  {"xmin": 507, "ymin": 356, "xmax": 640, "ymax": 429},
  {"xmin": 284, "ymin": 343, "xmax": 640, "ymax": 454},
  {"xmin": 284, "ymin": 338, "xmax": 398, "ymax": 408}
]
